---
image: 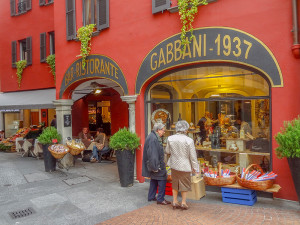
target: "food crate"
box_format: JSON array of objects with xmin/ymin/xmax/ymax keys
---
[{"xmin": 221, "ymin": 187, "xmax": 257, "ymax": 206}]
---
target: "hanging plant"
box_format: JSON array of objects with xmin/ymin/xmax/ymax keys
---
[
  {"xmin": 46, "ymin": 54, "xmax": 56, "ymax": 83},
  {"xmin": 76, "ymin": 24, "xmax": 96, "ymax": 69},
  {"xmin": 15, "ymin": 60, "xmax": 27, "ymax": 88},
  {"xmin": 178, "ymin": 0, "xmax": 207, "ymax": 51}
]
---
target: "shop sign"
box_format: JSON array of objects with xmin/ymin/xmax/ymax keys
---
[
  {"xmin": 0, "ymin": 109, "xmax": 20, "ymax": 112},
  {"xmin": 60, "ymin": 54, "xmax": 128, "ymax": 98},
  {"xmin": 135, "ymin": 27, "xmax": 283, "ymax": 94}
]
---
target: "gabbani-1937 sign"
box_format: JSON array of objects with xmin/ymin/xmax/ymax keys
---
[
  {"xmin": 135, "ymin": 27, "xmax": 283, "ymax": 94},
  {"xmin": 60, "ymin": 54, "xmax": 128, "ymax": 98}
]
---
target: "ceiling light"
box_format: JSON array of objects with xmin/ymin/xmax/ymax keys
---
[
  {"xmin": 211, "ymin": 94, "xmax": 220, "ymax": 97},
  {"xmin": 94, "ymin": 89, "xmax": 101, "ymax": 94}
]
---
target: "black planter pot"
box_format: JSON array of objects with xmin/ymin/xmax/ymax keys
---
[
  {"xmin": 42, "ymin": 144, "xmax": 56, "ymax": 172},
  {"xmin": 287, "ymin": 157, "xmax": 300, "ymax": 203},
  {"xmin": 116, "ymin": 150, "xmax": 135, "ymax": 187}
]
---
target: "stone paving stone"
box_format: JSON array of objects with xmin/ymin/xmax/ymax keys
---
[
  {"xmin": 30, "ymin": 193, "xmax": 68, "ymax": 208},
  {"xmin": 24, "ymin": 172, "xmax": 51, "ymax": 182},
  {"xmin": 63, "ymin": 176, "xmax": 92, "ymax": 185}
]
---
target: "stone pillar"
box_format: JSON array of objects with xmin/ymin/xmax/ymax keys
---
[
  {"xmin": 0, "ymin": 111, "xmax": 4, "ymax": 131},
  {"xmin": 120, "ymin": 95, "xmax": 138, "ymax": 133},
  {"xmin": 53, "ymin": 99, "xmax": 74, "ymax": 144},
  {"xmin": 121, "ymin": 95, "xmax": 138, "ymax": 180}
]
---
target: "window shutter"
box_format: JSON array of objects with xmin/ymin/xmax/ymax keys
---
[
  {"xmin": 26, "ymin": 37, "xmax": 32, "ymax": 65},
  {"xmin": 40, "ymin": 33, "xmax": 46, "ymax": 62},
  {"xmin": 96, "ymin": 0, "xmax": 109, "ymax": 31},
  {"xmin": 152, "ymin": 0, "xmax": 170, "ymax": 14},
  {"xmin": 10, "ymin": 0, "xmax": 16, "ymax": 16},
  {"xmin": 66, "ymin": 0, "xmax": 76, "ymax": 40},
  {"xmin": 26, "ymin": 0, "xmax": 32, "ymax": 11},
  {"xmin": 12, "ymin": 41, "xmax": 17, "ymax": 68},
  {"xmin": 39, "ymin": 0, "xmax": 45, "ymax": 6}
]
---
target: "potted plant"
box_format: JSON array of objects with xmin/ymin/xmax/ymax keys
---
[
  {"xmin": 37, "ymin": 126, "xmax": 62, "ymax": 172},
  {"xmin": 275, "ymin": 116, "xmax": 300, "ymax": 203},
  {"xmin": 109, "ymin": 128, "xmax": 140, "ymax": 187}
]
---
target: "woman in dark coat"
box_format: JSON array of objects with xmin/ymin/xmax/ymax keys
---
[{"xmin": 142, "ymin": 123, "xmax": 171, "ymax": 205}]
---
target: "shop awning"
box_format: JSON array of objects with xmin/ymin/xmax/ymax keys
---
[{"xmin": 0, "ymin": 89, "xmax": 56, "ymax": 110}]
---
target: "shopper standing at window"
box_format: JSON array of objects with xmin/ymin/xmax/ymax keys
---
[
  {"xmin": 142, "ymin": 123, "xmax": 171, "ymax": 205},
  {"xmin": 165, "ymin": 120, "xmax": 199, "ymax": 210}
]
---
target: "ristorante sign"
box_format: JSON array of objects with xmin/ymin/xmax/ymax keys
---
[
  {"xmin": 135, "ymin": 27, "xmax": 283, "ymax": 94},
  {"xmin": 60, "ymin": 54, "xmax": 128, "ymax": 98}
]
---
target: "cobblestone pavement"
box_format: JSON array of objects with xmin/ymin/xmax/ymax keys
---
[{"xmin": 99, "ymin": 202, "xmax": 300, "ymax": 225}]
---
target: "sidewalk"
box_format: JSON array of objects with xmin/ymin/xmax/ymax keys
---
[{"xmin": 0, "ymin": 152, "xmax": 299, "ymax": 225}]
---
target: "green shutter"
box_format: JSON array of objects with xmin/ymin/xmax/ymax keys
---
[
  {"xmin": 26, "ymin": 0, "xmax": 32, "ymax": 11},
  {"xmin": 12, "ymin": 41, "xmax": 17, "ymax": 68},
  {"xmin": 66, "ymin": 0, "xmax": 76, "ymax": 40},
  {"xmin": 26, "ymin": 37, "xmax": 32, "ymax": 65},
  {"xmin": 10, "ymin": 0, "xmax": 16, "ymax": 16},
  {"xmin": 96, "ymin": 0, "xmax": 109, "ymax": 31},
  {"xmin": 40, "ymin": 33, "xmax": 46, "ymax": 62},
  {"xmin": 152, "ymin": 0, "xmax": 170, "ymax": 14}
]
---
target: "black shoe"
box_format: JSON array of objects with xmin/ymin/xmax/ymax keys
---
[
  {"xmin": 148, "ymin": 197, "xmax": 157, "ymax": 202},
  {"xmin": 157, "ymin": 200, "xmax": 171, "ymax": 205}
]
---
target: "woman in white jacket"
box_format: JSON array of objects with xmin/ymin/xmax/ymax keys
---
[{"xmin": 165, "ymin": 120, "xmax": 199, "ymax": 210}]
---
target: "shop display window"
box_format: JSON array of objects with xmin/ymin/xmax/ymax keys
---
[{"xmin": 146, "ymin": 66, "xmax": 271, "ymax": 172}]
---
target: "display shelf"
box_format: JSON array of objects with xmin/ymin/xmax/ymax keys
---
[{"xmin": 195, "ymin": 146, "xmax": 270, "ymax": 156}]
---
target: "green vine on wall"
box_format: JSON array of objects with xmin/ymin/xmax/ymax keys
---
[
  {"xmin": 46, "ymin": 54, "xmax": 56, "ymax": 83},
  {"xmin": 178, "ymin": 0, "xmax": 207, "ymax": 51},
  {"xmin": 77, "ymin": 24, "xmax": 96, "ymax": 69},
  {"xmin": 15, "ymin": 60, "xmax": 27, "ymax": 88}
]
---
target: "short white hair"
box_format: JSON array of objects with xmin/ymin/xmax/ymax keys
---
[
  {"xmin": 176, "ymin": 120, "xmax": 189, "ymax": 132},
  {"xmin": 153, "ymin": 123, "xmax": 165, "ymax": 132}
]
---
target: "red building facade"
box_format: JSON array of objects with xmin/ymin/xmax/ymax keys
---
[{"xmin": 1, "ymin": 0, "xmax": 299, "ymax": 201}]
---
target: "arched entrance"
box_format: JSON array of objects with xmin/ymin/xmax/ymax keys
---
[
  {"xmin": 55, "ymin": 54, "xmax": 134, "ymax": 144},
  {"xmin": 71, "ymin": 78, "xmax": 128, "ymax": 137}
]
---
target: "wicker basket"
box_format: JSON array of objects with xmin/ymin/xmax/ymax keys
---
[
  {"xmin": 66, "ymin": 141, "xmax": 85, "ymax": 156},
  {"xmin": 203, "ymin": 162, "xmax": 236, "ymax": 186},
  {"xmin": 48, "ymin": 144, "xmax": 70, "ymax": 159},
  {"xmin": 68, "ymin": 147, "xmax": 85, "ymax": 156},
  {"xmin": 236, "ymin": 164, "xmax": 274, "ymax": 191}
]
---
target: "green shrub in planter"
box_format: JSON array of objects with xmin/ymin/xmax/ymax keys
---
[
  {"xmin": 38, "ymin": 126, "xmax": 62, "ymax": 145},
  {"xmin": 275, "ymin": 116, "xmax": 300, "ymax": 203},
  {"xmin": 275, "ymin": 116, "xmax": 300, "ymax": 158},
  {"xmin": 109, "ymin": 128, "xmax": 140, "ymax": 153}
]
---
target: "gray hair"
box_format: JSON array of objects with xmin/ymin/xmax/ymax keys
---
[
  {"xmin": 176, "ymin": 120, "xmax": 189, "ymax": 132},
  {"xmin": 153, "ymin": 123, "xmax": 165, "ymax": 132}
]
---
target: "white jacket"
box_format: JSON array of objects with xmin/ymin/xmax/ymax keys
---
[{"xmin": 165, "ymin": 133, "xmax": 199, "ymax": 172}]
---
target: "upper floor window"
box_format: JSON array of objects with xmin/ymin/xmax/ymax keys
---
[
  {"xmin": 19, "ymin": 39, "xmax": 27, "ymax": 61},
  {"xmin": 12, "ymin": 37, "xmax": 32, "ymax": 67},
  {"xmin": 39, "ymin": 0, "xmax": 54, "ymax": 6},
  {"xmin": 83, "ymin": 0, "xmax": 97, "ymax": 25},
  {"xmin": 66, "ymin": 0, "xmax": 109, "ymax": 40},
  {"xmin": 40, "ymin": 32, "xmax": 55, "ymax": 62},
  {"xmin": 49, "ymin": 32, "xmax": 55, "ymax": 55},
  {"xmin": 10, "ymin": 0, "xmax": 32, "ymax": 16},
  {"xmin": 82, "ymin": 0, "xmax": 109, "ymax": 31}
]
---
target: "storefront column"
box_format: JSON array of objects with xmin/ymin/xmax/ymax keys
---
[
  {"xmin": 121, "ymin": 95, "xmax": 138, "ymax": 180},
  {"xmin": 53, "ymin": 99, "xmax": 74, "ymax": 144},
  {"xmin": 120, "ymin": 95, "xmax": 138, "ymax": 133}
]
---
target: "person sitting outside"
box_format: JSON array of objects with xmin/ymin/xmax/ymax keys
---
[
  {"xmin": 78, "ymin": 127, "xmax": 92, "ymax": 141},
  {"xmin": 90, "ymin": 128, "xmax": 110, "ymax": 163}
]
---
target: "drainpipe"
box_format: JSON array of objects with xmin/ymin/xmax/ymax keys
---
[{"xmin": 292, "ymin": 0, "xmax": 300, "ymax": 58}]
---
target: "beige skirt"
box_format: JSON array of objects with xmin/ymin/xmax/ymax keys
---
[{"xmin": 171, "ymin": 169, "xmax": 191, "ymax": 192}]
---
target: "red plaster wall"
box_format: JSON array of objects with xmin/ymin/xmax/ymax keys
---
[
  {"xmin": 0, "ymin": 0, "xmax": 299, "ymax": 201},
  {"xmin": 0, "ymin": 2, "xmax": 55, "ymax": 91}
]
